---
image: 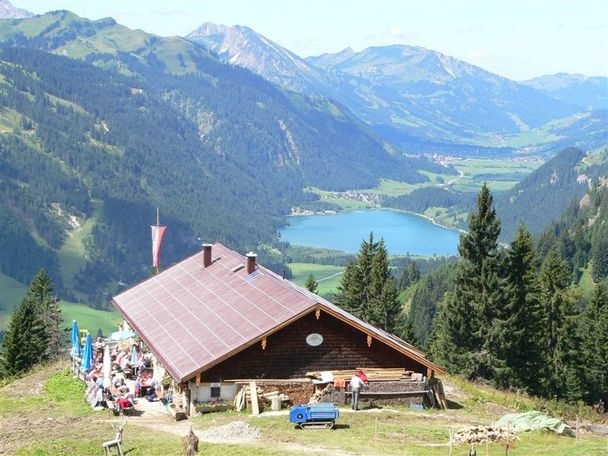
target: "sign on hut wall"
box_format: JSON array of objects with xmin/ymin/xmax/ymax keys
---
[{"xmin": 306, "ymin": 333, "xmax": 323, "ymax": 347}]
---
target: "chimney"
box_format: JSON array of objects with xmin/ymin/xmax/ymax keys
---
[
  {"xmin": 246, "ymin": 252, "xmax": 257, "ymax": 274},
  {"xmin": 203, "ymin": 244, "xmax": 212, "ymax": 267}
]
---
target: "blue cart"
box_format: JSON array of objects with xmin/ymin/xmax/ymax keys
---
[{"xmin": 289, "ymin": 403, "xmax": 340, "ymax": 429}]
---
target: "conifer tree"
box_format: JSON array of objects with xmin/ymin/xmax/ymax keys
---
[
  {"xmin": 369, "ymin": 239, "xmax": 401, "ymax": 332},
  {"xmin": 498, "ymin": 226, "xmax": 543, "ymax": 392},
  {"xmin": 336, "ymin": 233, "xmax": 401, "ymax": 332},
  {"xmin": 0, "ymin": 271, "xmax": 63, "ymax": 377},
  {"xmin": 0, "ymin": 283, "xmax": 47, "ymax": 377},
  {"xmin": 581, "ymin": 283, "xmax": 608, "ymax": 404},
  {"xmin": 304, "ymin": 274, "xmax": 319, "ymax": 294},
  {"xmin": 591, "ymin": 224, "xmax": 608, "ymax": 282},
  {"xmin": 408, "ymin": 262, "xmax": 455, "ymax": 349},
  {"xmin": 336, "ymin": 233, "xmax": 377, "ymax": 318},
  {"xmin": 539, "ymin": 249, "xmax": 583, "ymax": 400},
  {"xmin": 399, "ymin": 260, "xmax": 420, "ymax": 288},
  {"xmin": 430, "ymin": 184, "xmax": 502, "ymax": 380},
  {"xmin": 397, "ymin": 315, "xmax": 418, "ymax": 345},
  {"xmin": 30, "ymin": 271, "xmax": 63, "ymax": 361}
]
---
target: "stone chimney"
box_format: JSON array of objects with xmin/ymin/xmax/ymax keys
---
[
  {"xmin": 203, "ymin": 244, "xmax": 213, "ymax": 267},
  {"xmin": 246, "ymin": 252, "xmax": 257, "ymax": 274}
]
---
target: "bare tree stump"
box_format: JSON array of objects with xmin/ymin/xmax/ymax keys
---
[{"xmin": 181, "ymin": 426, "xmax": 199, "ymax": 455}]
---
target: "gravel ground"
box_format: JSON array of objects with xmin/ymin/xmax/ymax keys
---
[{"xmin": 198, "ymin": 421, "xmax": 261, "ymax": 442}]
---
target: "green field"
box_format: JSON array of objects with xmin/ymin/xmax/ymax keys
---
[
  {"xmin": 449, "ymin": 157, "xmax": 543, "ymax": 192},
  {"xmin": 61, "ymin": 302, "xmax": 122, "ymax": 337},
  {"xmin": 289, "ymin": 262, "xmax": 345, "ymax": 295},
  {"xmin": 3, "ymin": 364, "xmax": 607, "ymax": 455},
  {"xmin": 57, "ymin": 216, "xmax": 96, "ymax": 296},
  {"xmin": 0, "ymin": 273, "xmax": 121, "ymax": 336},
  {"xmin": 305, "ymin": 187, "xmax": 373, "ymax": 210},
  {"xmin": 0, "ymin": 273, "xmax": 28, "ymax": 328}
]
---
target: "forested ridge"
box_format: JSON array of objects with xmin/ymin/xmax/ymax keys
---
[
  {"xmin": 384, "ymin": 182, "xmax": 608, "ymax": 405},
  {"xmin": 496, "ymin": 147, "xmax": 608, "ymax": 240},
  {"xmin": 0, "ymin": 39, "xmax": 441, "ymax": 309}
]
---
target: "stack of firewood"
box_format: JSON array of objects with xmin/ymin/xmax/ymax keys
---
[
  {"xmin": 305, "ymin": 367, "xmax": 415, "ymax": 382},
  {"xmin": 451, "ymin": 426, "xmax": 517, "ymax": 445}
]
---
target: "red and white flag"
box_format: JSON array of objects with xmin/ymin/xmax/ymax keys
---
[{"xmin": 151, "ymin": 225, "xmax": 166, "ymax": 269}]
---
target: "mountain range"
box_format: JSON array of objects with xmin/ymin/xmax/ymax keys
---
[
  {"xmin": 188, "ymin": 22, "xmax": 606, "ymax": 153},
  {"xmin": 0, "ymin": 10, "xmax": 449, "ymax": 310},
  {"xmin": 522, "ymin": 73, "xmax": 608, "ymax": 111},
  {"xmin": 0, "ymin": 5, "xmax": 605, "ymax": 317}
]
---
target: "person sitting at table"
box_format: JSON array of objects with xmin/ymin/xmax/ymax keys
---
[{"xmin": 146, "ymin": 387, "xmax": 158, "ymax": 402}]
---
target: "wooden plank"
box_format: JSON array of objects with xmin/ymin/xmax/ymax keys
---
[
  {"xmin": 249, "ymin": 381, "xmax": 260, "ymax": 415},
  {"xmin": 436, "ymin": 380, "xmax": 448, "ymax": 410},
  {"xmin": 345, "ymin": 390, "xmax": 430, "ymax": 396}
]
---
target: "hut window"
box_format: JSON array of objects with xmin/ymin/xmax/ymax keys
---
[{"xmin": 210, "ymin": 384, "xmax": 221, "ymax": 398}]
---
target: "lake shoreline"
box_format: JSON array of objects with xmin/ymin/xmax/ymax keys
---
[
  {"xmin": 288, "ymin": 206, "xmax": 466, "ymax": 235},
  {"xmin": 282, "ymin": 208, "xmax": 461, "ymax": 256}
]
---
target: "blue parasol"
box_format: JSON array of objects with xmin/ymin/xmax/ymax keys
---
[
  {"xmin": 70, "ymin": 320, "xmax": 81, "ymax": 358},
  {"xmin": 80, "ymin": 333, "xmax": 93, "ymax": 372},
  {"xmin": 110, "ymin": 330, "xmax": 137, "ymax": 341}
]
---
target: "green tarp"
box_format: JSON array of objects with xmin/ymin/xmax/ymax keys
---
[{"xmin": 495, "ymin": 411, "xmax": 574, "ymax": 437}]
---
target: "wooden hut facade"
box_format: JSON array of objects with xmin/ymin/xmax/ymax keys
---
[{"xmin": 112, "ymin": 243, "xmax": 444, "ymax": 413}]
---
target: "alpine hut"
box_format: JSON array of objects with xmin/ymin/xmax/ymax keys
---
[{"xmin": 112, "ymin": 243, "xmax": 445, "ymax": 414}]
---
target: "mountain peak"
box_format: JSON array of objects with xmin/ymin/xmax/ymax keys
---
[
  {"xmin": 186, "ymin": 21, "xmax": 329, "ymax": 94},
  {"xmin": 0, "ymin": 0, "xmax": 34, "ymax": 19}
]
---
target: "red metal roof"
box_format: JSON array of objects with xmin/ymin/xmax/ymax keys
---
[{"xmin": 112, "ymin": 242, "xmax": 443, "ymax": 382}]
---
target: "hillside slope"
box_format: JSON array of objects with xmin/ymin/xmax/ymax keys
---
[
  {"xmin": 1, "ymin": 363, "xmax": 606, "ymax": 455},
  {"xmin": 496, "ymin": 147, "xmax": 608, "ymax": 240},
  {"xmin": 0, "ymin": 12, "xmax": 449, "ymax": 312}
]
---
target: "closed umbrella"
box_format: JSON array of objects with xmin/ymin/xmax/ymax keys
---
[
  {"xmin": 70, "ymin": 320, "xmax": 81, "ymax": 358},
  {"xmin": 130, "ymin": 345, "xmax": 138, "ymax": 366},
  {"xmin": 80, "ymin": 333, "xmax": 93, "ymax": 372},
  {"xmin": 103, "ymin": 344, "xmax": 112, "ymax": 389}
]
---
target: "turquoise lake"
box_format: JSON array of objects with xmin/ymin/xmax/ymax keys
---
[{"xmin": 280, "ymin": 210, "xmax": 460, "ymax": 256}]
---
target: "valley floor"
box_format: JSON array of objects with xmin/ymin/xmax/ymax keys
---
[{"xmin": 1, "ymin": 362, "xmax": 606, "ymax": 455}]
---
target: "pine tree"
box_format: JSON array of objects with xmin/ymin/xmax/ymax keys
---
[
  {"xmin": 581, "ymin": 283, "xmax": 608, "ymax": 404},
  {"xmin": 591, "ymin": 224, "xmax": 608, "ymax": 282},
  {"xmin": 304, "ymin": 274, "xmax": 319, "ymax": 294},
  {"xmin": 399, "ymin": 260, "xmax": 420, "ymax": 288},
  {"xmin": 369, "ymin": 239, "xmax": 401, "ymax": 332},
  {"xmin": 0, "ymin": 285, "xmax": 47, "ymax": 377},
  {"xmin": 336, "ymin": 233, "xmax": 401, "ymax": 332},
  {"xmin": 539, "ymin": 249, "xmax": 583, "ymax": 399},
  {"xmin": 397, "ymin": 315, "xmax": 418, "ymax": 345},
  {"xmin": 408, "ymin": 261, "xmax": 456, "ymax": 349},
  {"xmin": 28, "ymin": 271, "xmax": 63, "ymax": 361},
  {"xmin": 430, "ymin": 184, "xmax": 503, "ymax": 380},
  {"xmin": 336, "ymin": 233, "xmax": 377, "ymax": 318},
  {"xmin": 498, "ymin": 226, "xmax": 543, "ymax": 393}
]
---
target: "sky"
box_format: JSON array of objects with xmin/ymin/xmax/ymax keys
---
[{"xmin": 14, "ymin": 0, "xmax": 608, "ymax": 80}]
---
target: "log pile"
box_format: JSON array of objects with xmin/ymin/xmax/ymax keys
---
[
  {"xmin": 305, "ymin": 367, "xmax": 416, "ymax": 382},
  {"xmin": 451, "ymin": 426, "xmax": 517, "ymax": 445}
]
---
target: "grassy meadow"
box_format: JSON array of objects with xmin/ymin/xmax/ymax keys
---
[
  {"xmin": 2, "ymin": 363, "xmax": 606, "ymax": 455},
  {"xmin": 0, "ymin": 272, "xmax": 121, "ymax": 336},
  {"xmin": 289, "ymin": 262, "xmax": 344, "ymax": 295},
  {"xmin": 449, "ymin": 157, "xmax": 543, "ymax": 192}
]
